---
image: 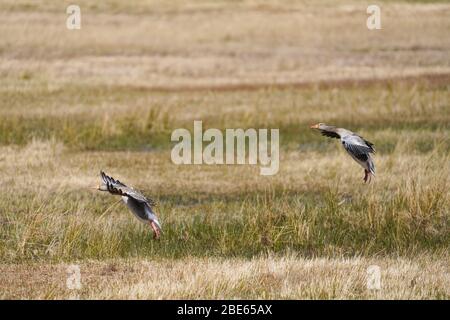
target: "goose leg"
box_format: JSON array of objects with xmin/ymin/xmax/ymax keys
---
[
  {"xmin": 149, "ymin": 221, "xmax": 161, "ymax": 239},
  {"xmin": 363, "ymin": 170, "xmax": 369, "ymax": 183}
]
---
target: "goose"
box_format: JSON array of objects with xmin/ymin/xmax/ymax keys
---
[
  {"xmin": 310, "ymin": 123, "xmax": 375, "ymax": 183},
  {"xmin": 94, "ymin": 171, "xmax": 162, "ymax": 238}
]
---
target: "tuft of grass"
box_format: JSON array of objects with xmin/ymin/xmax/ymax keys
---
[{"xmin": 1, "ymin": 170, "xmax": 448, "ymax": 263}]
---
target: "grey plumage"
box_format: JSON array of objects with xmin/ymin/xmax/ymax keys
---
[
  {"xmin": 97, "ymin": 171, "xmax": 162, "ymax": 238},
  {"xmin": 310, "ymin": 123, "xmax": 375, "ymax": 182}
]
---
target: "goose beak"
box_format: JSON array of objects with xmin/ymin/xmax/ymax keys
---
[
  {"xmin": 91, "ymin": 185, "xmax": 100, "ymax": 190},
  {"xmin": 310, "ymin": 124, "xmax": 319, "ymax": 129}
]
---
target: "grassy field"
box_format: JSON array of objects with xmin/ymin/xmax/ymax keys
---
[{"xmin": 0, "ymin": 0, "xmax": 449, "ymax": 299}]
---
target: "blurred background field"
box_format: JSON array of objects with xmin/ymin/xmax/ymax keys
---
[{"xmin": 0, "ymin": 0, "xmax": 449, "ymax": 299}]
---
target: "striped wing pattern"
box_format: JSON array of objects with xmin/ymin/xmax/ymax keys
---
[
  {"xmin": 342, "ymin": 135, "xmax": 375, "ymax": 163},
  {"xmin": 100, "ymin": 171, "xmax": 156, "ymax": 206}
]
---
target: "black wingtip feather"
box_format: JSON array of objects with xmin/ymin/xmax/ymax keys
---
[
  {"xmin": 320, "ymin": 130, "xmax": 341, "ymax": 139},
  {"xmin": 363, "ymin": 139, "xmax": 376, "ymax": 153}
]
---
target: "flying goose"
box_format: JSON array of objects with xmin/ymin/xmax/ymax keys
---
[
  {"xmin": 310, "ymin": 123, "xmax": 375, "ymax": 183},
  {"xmin": 94, "ymin": 171, "xmax": 162, "ymax": 238}
]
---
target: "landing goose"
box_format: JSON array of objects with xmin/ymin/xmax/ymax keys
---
[
  {"xmin": 310, "ymin": 123, "xmax": 375, "ymax": 183},
  {"xmin": 94, "ymin": 171, "xmax": 162, "ymax": 238}
]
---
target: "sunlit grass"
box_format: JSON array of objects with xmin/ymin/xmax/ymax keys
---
[
  {"xmin": 0, "ymin": 0, "xmax": 449, "ymax": 299},
  {"xmin": 0, "ymin": 83, "xmax": 449, "ymax": 151}
]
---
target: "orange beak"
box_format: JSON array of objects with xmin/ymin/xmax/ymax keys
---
[{"xmin": 310, "ymin": 123, "xmax": 320, "ymax": 129}]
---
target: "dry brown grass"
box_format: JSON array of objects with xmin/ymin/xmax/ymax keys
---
[
  {"xmin": 1, "ymin": 254, "xmax": 448, "ymax": 299},
  {"xmin": 0, "ymin": 0, "xmax": 449, "ymax": 299},
  {"xmin": 1, "ymin": 1, "xmax": 449, "ymax": 90}
]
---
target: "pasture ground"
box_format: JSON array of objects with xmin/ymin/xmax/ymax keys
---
[{"xmin": 0, "ymin": 0, "xmax": 449, "ymax": 299}]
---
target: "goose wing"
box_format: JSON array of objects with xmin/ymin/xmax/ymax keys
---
[
  {"xmin": 320, "ymin": 130, "xmax": 340, "ymax": 139},
  {"xmin": 342, "ymin": 135, "xmax": 375, "ymax": 162},
  {"xmin": 100, "ymin": 171, "xmax": 156, "ymax": 206}
]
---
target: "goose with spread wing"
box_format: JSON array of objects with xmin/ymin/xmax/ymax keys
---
[
  {"xmin": 94, "ymin": 171, "xmax": 162, "ymax": 238},
  {"xmin": 310, "ymin": 123, "xmax": 375, "ymax": 183}
]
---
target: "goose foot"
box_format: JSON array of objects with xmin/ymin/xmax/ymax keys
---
[
  {"xmin": 363, "ymin": 170, "xmax": 372, "ymax": 183},
  {"xmin": 150, "ymin": 221, "xmax": 161, "ymax": 239}
]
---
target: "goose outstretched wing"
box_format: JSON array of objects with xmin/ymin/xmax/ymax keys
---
[
  {"xmin": 100, "ymin": 171, "xmax": 156, "ymax": 206},
  {"xmin": 342, "ymin": 135, "xmax": 375, "ymax": 162},
  {"xmin": 320, "ymin": 130, "xmax": 341, "ymax": 139}
]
